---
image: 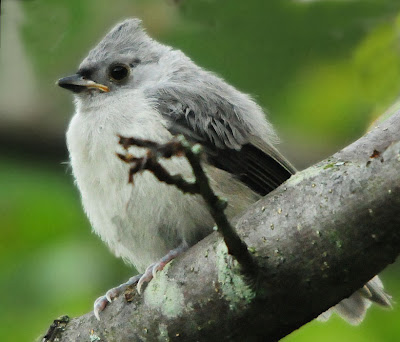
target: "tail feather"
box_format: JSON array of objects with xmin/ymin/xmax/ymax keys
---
[
  {"xmin": 317, "ymin": 275, "xmax": 391, "ymax": 325},
  {"xmin": 364, "ymin": 276, "xmax": 392, "ymax": 307},
  {"xmin": 334, "ymin": 292, "xmax": 372, "ymax": 325}
]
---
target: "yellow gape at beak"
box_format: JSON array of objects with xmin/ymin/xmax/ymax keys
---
[{"xmin": 57, "ymin": 74, "xmax": 109, "ymax": 93}]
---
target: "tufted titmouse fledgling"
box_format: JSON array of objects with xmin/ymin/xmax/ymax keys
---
[{"xmin": 58, "ymin": 19, "xmax": 391, "ymax": 321}]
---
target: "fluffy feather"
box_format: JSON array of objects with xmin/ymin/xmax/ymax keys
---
[{"xmin": 64, "ymin": 19, "xmax": 391, "ymax": 322}]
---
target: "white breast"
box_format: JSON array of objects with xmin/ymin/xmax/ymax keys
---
[{"xmin": 66, "ymin": 90, "xmax": 213, "ymax": 271}]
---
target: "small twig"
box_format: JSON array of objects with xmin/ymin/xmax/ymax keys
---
[{"xmin": 117, "ymin": 135, "xmax": 257, "ymax": 276}]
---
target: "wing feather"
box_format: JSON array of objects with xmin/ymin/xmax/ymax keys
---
[{"xmin": 145, "ymin": 78, "xmax": 295, "ymax": 196}]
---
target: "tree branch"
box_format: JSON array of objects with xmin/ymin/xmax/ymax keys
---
[{"xmin": 42, "ymin": 112, "xmax": 400, "ymax": 342}]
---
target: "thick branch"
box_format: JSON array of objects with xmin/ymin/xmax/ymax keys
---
[{"xmin": 44, "ymin": 112, "xmax": 400, "ymax": 342}]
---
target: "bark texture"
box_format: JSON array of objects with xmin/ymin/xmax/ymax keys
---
[{"xmin": 42, "ymin": 112, "xmax": 400, "ymax": 342}]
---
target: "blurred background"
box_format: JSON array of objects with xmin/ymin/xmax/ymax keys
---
[{"xmin": 1, "ymin": 0, "xmax": 400, "ymax": 341}]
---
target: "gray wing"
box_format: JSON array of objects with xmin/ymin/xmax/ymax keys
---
[{"xmin": 146, "ymin": 83, "xmax": 296, "ymax": 196}]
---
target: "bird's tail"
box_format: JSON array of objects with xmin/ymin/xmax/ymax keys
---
[{"xmin": 317, "ymin": 275, "xmax": 392, "ymax": 325}]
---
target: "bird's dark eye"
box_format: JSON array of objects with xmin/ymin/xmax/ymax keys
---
[{"xmin": 109, "ymin": 64, "xmax": 129, "ymax": 82}]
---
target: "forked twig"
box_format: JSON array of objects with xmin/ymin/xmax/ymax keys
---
[{"xmin": 117, "ymin": 135, "xmax": 257, "ymax": 276}]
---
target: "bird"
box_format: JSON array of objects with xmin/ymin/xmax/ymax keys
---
[{"xmin": 57, "ymin": 18, "xmax": 391, "ymax": 322}]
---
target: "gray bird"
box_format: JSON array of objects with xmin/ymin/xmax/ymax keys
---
[{"xmin": 57, "ymin": 19, "xmax": 391, "ymax": 322}]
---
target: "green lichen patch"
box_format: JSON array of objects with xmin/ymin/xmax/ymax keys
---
[
  {"xmin": 143, "ymin": 263, "xmax": 185, "ymax": 319},
  {"xmin": 327, "ymin": 229, "xmax": 344, "ymax": 251},
  {"xmin": 215, "ymin": 242, "xmax": 256, "ymax": 311},
  {"xmin": 158, "ymin": 323, "xmax": 170, "ymax": 342},
  {"xmin": 324, "ymin": 163, "xmax": 335, "ymax": 169}
]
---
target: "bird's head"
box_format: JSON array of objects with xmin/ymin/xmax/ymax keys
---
[{"xmin": 57, "ymin": 19, "xmax": 169, "ymax": 102}]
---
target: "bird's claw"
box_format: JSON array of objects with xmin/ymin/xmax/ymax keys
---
[
  {"xmin": 105, "ymin": 287, "xmax": 120, "ymax": 303},
  {"xmin": 136, "ymin": 259, "xmax": 171, "ymax": 294},
  {"xmin": 92, "ymin": 245, "xmax": 188, "ymax": 319},
  {"xmin": 137, "ymin": 244, "xmax": 188, "ymax": 294},
  {"xmin": 93, "ymin": 274, "xmax": 141, "ymax": 320},
  {"xmin": 137, "ymin": 263, "xmax": 156, "ymax": 295},
  {"xmin": 94, "ymin": 295, "xmax": 109, "ymax": 321}
]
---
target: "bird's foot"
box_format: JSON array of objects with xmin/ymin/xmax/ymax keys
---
[
  {"xmin": 93, "ymin": 243, "xmax": 188, "ymax": 320},
  {"xmin": 137, "ymin": 243, "xmax": 188, "ymax": 294},
  {"xmin": 93, "ymin": 274, "xmax": 141, "ymax": 320}
]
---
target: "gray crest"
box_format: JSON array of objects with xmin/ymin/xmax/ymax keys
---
[{"xmin": 80, "ymin": 19, "xmax": 166, "ymax": 68}]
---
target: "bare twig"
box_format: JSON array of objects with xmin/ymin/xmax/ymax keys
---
[{"xmin": 117, "ymin": 135, "xmax": 257, "ymax": 275}]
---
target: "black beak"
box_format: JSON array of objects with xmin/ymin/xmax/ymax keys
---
[{"xmin": 57, "ymin": 74, "xmax": 109, "ymax": 93}]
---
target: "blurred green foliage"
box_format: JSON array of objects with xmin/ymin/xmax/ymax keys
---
[
  {"xmin": 0, "ymin": 158, "xmax": 133, "ymax": 341},
  {"xmin": 1, "ymin": 0, "xmax": 400, "ymax": 341}
]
